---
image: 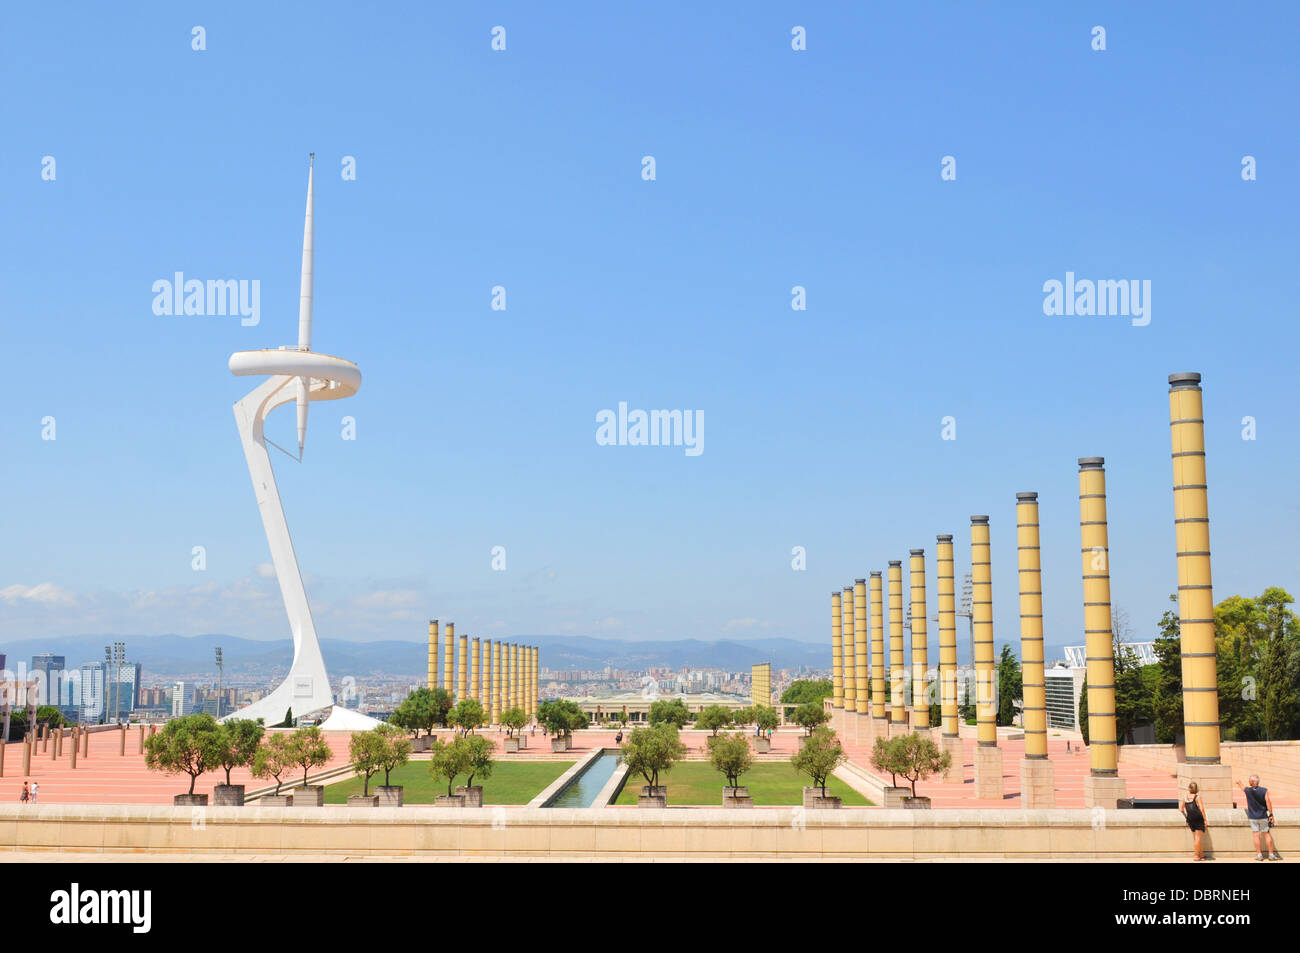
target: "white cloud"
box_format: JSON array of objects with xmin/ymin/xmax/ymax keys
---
[
  {"xmin": 725, "ymin": 617, "xmax": 759, "ymax": 630},
  {"xmin": 0, "ymin": 582, "xmax": 78, "ymax": 606}
]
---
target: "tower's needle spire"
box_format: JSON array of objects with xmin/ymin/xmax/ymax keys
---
[{"xmin": 296, "ymin": 153, "xmax": 314, "ymax": 458}]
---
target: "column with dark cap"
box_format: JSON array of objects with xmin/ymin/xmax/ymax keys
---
[
  {"xmin": 909, "ymin": 550, "xmax": 930, "ymax": 729},
  {"xmin": 428, "ymin": 620, "xmax": 439, "ymax": 691},
  {"xmin": 842, "ymin": 586, "xmax": 857, "ymax": 726},
  {"xmin": 1078, "ymin": 458, "xmax": 1127, "ymax": 807},
  {"xmin": 887, "ymin": 561, "xmax": 906, "ymax": 732},
  {"xmin": 830, "ymin": 591, "xmax": 843, "ymax": 725},
  {"xmin": 936, "ymin": 535, "xmax": 962, "ymax": 775},
  {"xmin": 870, "ymin": 572, "xmax": 886, "ymax": 732},
  {"xmin": 443, "ymin": 622, "xmax": 455, "ymax": 695},
  {"xmin": 854, "ymin": 579, "xmax": 869, "ymax": 734},
  {"xmin": 1169, "ymin": 373, "xmax": 1231, "ymax": 807},
  {"xmin": 971, "ymin": 516, "xmax": 1003, "ymax": 798},
  {"xmin": 1016, "ymin": 492, "xmax": 1054, "ymax": 807}
]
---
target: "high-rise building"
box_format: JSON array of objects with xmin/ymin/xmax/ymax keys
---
[{"xmin": 172, "ymin": 681, "xmax": 192, "ymax": 717}]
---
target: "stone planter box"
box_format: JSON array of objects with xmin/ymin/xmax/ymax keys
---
[
  {"xmin": 551, "ymin": 738, "xmax": 567, "ymax": 753},
  {"xmin": 377, "ymin": 785, "xmax": 404, "ymax": 807},
  {"xmin": 455, "ymin": 785, "xmax": 484, "ymax": 808},
  {"xmin": 802, "ymin": 787, "xmax": 842, "ymax": 809},
  {"xmin": 882, "ymin": 786, "xmax": 910, "ymax": 809},
  {"xmin": 903, "ymin": 796, "xmax": 932, "ymax": 810},
  {"xmin": 640, "ymin": 785, "xmax": 667, "ymax": 798},
  {"xmin": 755, "ymin": 738, "xmax": 771, "ymax": 753},
  {"xmin": 435, "ymin": 794, "xmax": 467, "ymax": 807},
  {"xmin": 504, "ymin": 738, "xmax": 520, "ymax": 753},
  {"xmin": 294, "ymin": 786, "xmax": 324, "ymax": 807},
  {"xmin": 260, "ymin": 795, "xmax": 293, "ymax": 807},
  {"xmin": 410, "ymin": 736, "xmax": 432, "ymax": 753},
  {"xmin": 213, "ymin": 784, "xmax": 245, "ymax": 807},
  {"xmin": 722, "ymin": 786, "xmax": 749, "ymax": 799},
  {"xmin": 518, "ymin": 735, "xmax": 529, "ymax": 749},
  {"xmin": 348, "ymin": 795, "xmax": 379, "ymax": 807},
  {"xmin": 173, "ymin": 794, "xmax": 208, "ymax": 806},
  {"xmin": 637, "ymin": 795, "xmax": 667, "ymax": 808},
  {"xmin": 723, "ymin": 795, "xmax": 755, "ymax": 808}
]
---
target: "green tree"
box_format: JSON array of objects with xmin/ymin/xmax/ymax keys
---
[
  {"xmin": 376, "ymin": 722, "xmax": 412, "ymax": 787},
  {"xmin": 390, "ymin": 687, "xmax": 445, "ymax": 737},
  {"xmin": 1114, "ymin": 641, "xmax": 1152, "ymax": 745},
  {"xmin": 538, "ymin": 699, "xmax": 587, "ymax": 738},
  {"xmin": 274, "ymin": 708, "xmax": 294, "ymax": 729},
  {"xmin": 695, "ymin": 705, "xmax": 732, "ymax": 736},
  {"xmin": 212, "ymin": 718, "xmax": 265, "ymax": 786},
  {"xmin": 780, "ymin": 679, "xmax": 833, "ymax": 705},
  {"xmin": 707, "ymin": 732, "xmax": 753, "ymax": 789},
  {"xmin": 251, "ymin": 733, "xmax": 293, "ymax": 795},
  {"xmin": 428, "ymin": 737, "xmax": 471, "ymax": 796},
  {"xmin": 996, "ymin": 644, "xmax": 1022, "ymax": 727},
  {"xmin": 648, "ymin": 698, "xmax": 690, "ymax": 729},
  {"xmin": 349, "ymin": 729, "xmax": 386, "ymax": 796},
  {"xmin": 449, "ymin": 698, "xmax": 485, "ymax": 735},
  {"xmin": 1259, "ymin": 632, "xmax": 1299, "ymax": 741},
  {"xmin": 792, "ymin": 702, "xmax": 830, "ymax": 736},
  {"xmin": 1151, "ymin": 596, "xmax": 1183, "ymax": 744},
  {"xmin": 891, "ymin": 732, "xmax": 951, "ymax": 797},
  {"xmin": 461, "ymin": 734, "xmax": 495, "ymax": 788},
  {"xmin": 285, "ymin": 725, "xmax": 332, "ymax": 788},
  {"xmin": 791, "ymin": 726, "xmax": 845, "ymax": 796},
  {"xmin": 501, "ymin": 706, "xmax": 528, "ymax": 738},
  {"xmin": 869, "ymin": 735, "xmax": 906, "ymax": 787},
  {"xmin": 1078, "ymin": 676, "xmax": 1089, "ymax": 746},
  {"xmin": 731, "ymin": 706, "xmax": 753, "ymax": 728},
  {"xmin": 752, "ymin": 705, "xmax": 780, "ymax": 733},
  {"xmin": 144, "ymin": 713, "xmax": 223, "ymax": 795},
  {"xmin": 619, "ymin": 723, "xmax": 687, "ymax": 790}
]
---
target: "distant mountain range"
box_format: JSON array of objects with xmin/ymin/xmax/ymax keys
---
[
  {"xmin": 0, "ymin": 633, "xmax": 832, "ymax": 679},
  {"xmin": 0, "ymin": 632, "xmax": 1078, "ymax": 680}
]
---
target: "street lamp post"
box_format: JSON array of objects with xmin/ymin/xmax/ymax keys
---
[{"xmin": 215, "ymin": 648, "xmax": 224, "ymax": 720}]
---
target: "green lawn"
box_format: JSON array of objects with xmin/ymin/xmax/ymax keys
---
[
  {"xmin": 324, "ymin": 759, "xmax": 574, "ymax": 805},
  {"xmin": 612, "ymin": 761, "xmax": 872, "ymax": 806}
]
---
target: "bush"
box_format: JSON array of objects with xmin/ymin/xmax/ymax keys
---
[{"xmin": 790, "ymin": 727, "xmax": 846, "ymax": 796}]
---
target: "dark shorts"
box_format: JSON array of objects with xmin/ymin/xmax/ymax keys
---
[{"xmin": 1186, "ymin": 817, "xmax": 1205, "ymax": 833}]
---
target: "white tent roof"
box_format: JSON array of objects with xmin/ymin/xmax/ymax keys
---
[{"xmin": 317, "ymin": 706, "xmax": 384, "ymax": 731}]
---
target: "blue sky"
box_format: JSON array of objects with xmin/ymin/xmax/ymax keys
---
[{"xmin": 1, "ymin": 2, "xmax": 1297, "ymax": 654}]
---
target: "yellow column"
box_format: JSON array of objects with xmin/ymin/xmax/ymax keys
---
[
  {"xmin": 458, "ymin": 634, "xmax": 468, "ymax": 702},
  {"xmin": 1169, "ymin": 373, "xmax": 1231, "ymax": 806},
  {"xmin": 1016, "ymin": 493, "xmax": 1047, "ymax": 758},
  {"xmin": 888, "ymin": 561, "xmax": 905, "ymax": 724},
  {"xmin": 1078, "ymin": 459, "xmax": 1117, "ymax": 775},
  {"xmin": 870, "ymin": 572, "xmax": 885, "ymax": 719},
  {"xmin": 531, "ymin": 646, "xmax": 538, "ymax": 717},
  {"xmin": 1078, "ymin": 459, "xmax": 1127, "ymax": 807},
  {"xmin": 427, "ymin": 620, "xmax": 439, "ymax": 691},
  {"xmin": 854, "ymin": 579, "xmax": 869, "ymax": 715},
  {"xmin": 1169, "ymin": 373, "xmax": 1221, "ymax": 764},
  {"xmin": 842, "ymin": 586, "xmax": 856, "ymax": 713},
  {"xmin": 492, "ymin": 641, "xmax": 502, "ymax": 720},
  {"xmin": 970, "ymin": 517, "xmax": 996, "ymax": 746},
  {"xmin": 471, "ymin": 637, "xmax": 481, "ymax": 707},
  {"xmin": 909, "ymin": 550, "xmax": 929, "ymax": 728},
  {"xmin": 512, "ymin": 644, "xmax": 521, "ymax": 711},
  {"xmin": 485, "ymin": 641, "xmax": 496, "ymax": 723},
  {"xmin": 936, "ymin": 535, "xmax": 958, "ymax": 737},
  {"xmin": 831, "ymin": 591, "xmax": 844, "ymax": 709},
  {"xmin": 443, "ymin": 622, "xmax": 455, "ymax": 695}
]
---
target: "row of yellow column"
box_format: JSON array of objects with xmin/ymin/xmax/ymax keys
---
[
  {"xmin": 425, "ymin": 621, "xmax": 538, "ymax": 723},
  {"xmin": 827, "ymin": 373, "xmax": 1225, "ymax": 807}
]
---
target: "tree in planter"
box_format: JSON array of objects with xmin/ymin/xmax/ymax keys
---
[
  {"xmin": 428, "ymin": 737, "xmax": 471, "ymax": 797},
  {"xmin": 144, "ymin": 713, "xmax": 223, "ymax": 796},
  {"xmin": 538, "ymin": 699, "xmax": 587, "ymax": 739},
  {"xmin": 869, "ymin": 735, "xmax": 906, "ymax": 788},
  {"xmin": 731, "ymin": 706, "xmax": 753, "ymax": 729},
  {"xmin": 707, "ymin": 732, "xmax": 753, "ymax": 790},
  {"xmin": 285, "ymin": 725, "xmax": 332, "ymax": 789},
  {"xmin": 696, "ymin": 705, "xmax": 732, "ymax": 737},
  {"xmin": 501, "ymin": 707, "xmax": 527, "ymax": 738},
  {"xmin": 791, "ymin": 726, "xmax": 846, "ymax": 797},
  {"xmin": 375, "ymin": 723, "xmax": 412, "ymax": 787},
  {"xmin": 449, "ymin": 698, "xmax": 485, "ymax": 736},
  {"xmin": 461, "ymin": 734, "xmax": 495, "ymax": 789},
  {"xmin": 793, "ymin": 702, "xmax": 830, "ymax": 736},
  {"xmin": 349, "ymin": 728, "xmax": 386, "ymax": 797},
  {"xmin": 390, "ymin": 687, "xmax": 441, "ymax": 737},
  {"xmin": 619, "ymin": 723, "xmax": 687, "ymax": 793},
  {"xmin": 212, "ymin": 718, "xmax": 265, "ymax": 787},
  {"xmin": 647, "ymin": 698, "xmax": 690, "ymax": 729},
  {"xmin": 252, "ymin": 733, "xmax": 293, "ymax": 796},
  {"xmin": 753, "ymin": 704, "xmax": 780, "ymax": 735},
  {"xmin": 891, "ymin": 732, "xmax": 951, "ymax": 797}
]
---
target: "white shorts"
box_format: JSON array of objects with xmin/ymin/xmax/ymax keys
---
[{"xmin": 1249, "ymin": 817, "xmax": 1270, "ymax": 832}]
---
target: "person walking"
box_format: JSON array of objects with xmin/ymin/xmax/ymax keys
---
[
  {"xmin": 1237, "ymin": 775, "xmax": 1281, "ymax": 861},
  {"xmin": 1180, "ymin": 781, "xmax": 1208, "ymax": 861},
  {"xmin": 19, "ymin": 782, "xmax": 29, "ymax": 804},
  {"xmin": 30, "ymin": 781, "xmax": 38, "ymax": 803},
  {"xmin": 615, "ymin": 730, "xmax": 623, "ymax": 744}
]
